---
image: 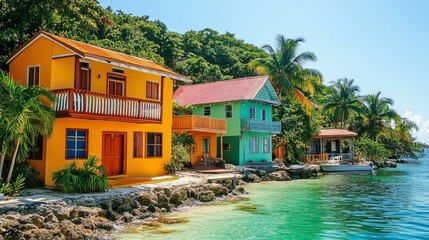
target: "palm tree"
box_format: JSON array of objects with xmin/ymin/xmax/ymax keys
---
[
  {"xmin": 323, "ymin": 78, "xmax": 363, "ymax": 129},
  {"xmin": 249, "ymin": 34, "xmax": 322, "ymax": 109},
  {"xmin": 359, "ymin": 92, "xmax": 399, "ymax": 140},
  {"xmin": 0, "ymin": 71, "xmax": 56, "ymax": 183},
  {"xmin": 395, "ymin": 117, "xmax": 418, "ymax": 142}
]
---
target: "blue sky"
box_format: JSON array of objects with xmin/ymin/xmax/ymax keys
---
[{"xmin": 99, "ymin": 0, "xmax": 429, "ymax": 143}]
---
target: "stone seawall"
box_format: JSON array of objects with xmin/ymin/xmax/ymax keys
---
[{"xmin": 0, "ymin": 178, "xmax": 245, "ymax": 240}]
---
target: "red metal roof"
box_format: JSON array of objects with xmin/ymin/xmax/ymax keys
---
[
  {"xmin": 5, "ymin": 31, "xmax": 189, "ymax": 81},
  {"xmin": 173, "ymin": 76, "xmax": 275, "ymax": 105},
  {"xmin": 312, "ymin": 129, "xmax": 358, "ymax": 139}
]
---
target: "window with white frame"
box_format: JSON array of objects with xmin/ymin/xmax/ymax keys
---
[
  {"xmin": 262, "ymin": 137, "xmax": 270, "ymax": 153},
  {"xmin": 28, "ymin": 66, "xmax": 40, "ymax": 86},
  {"xmin": 261, "ymin": 109, "xmax": 267, "ymax": 121},
  {"xmin": 203, "ymin": 137, "xmax": 210, "ymax": 154},
  {"xmin": 66, "ymin": 129, "xmax": 88, "ymax": 159},
  {"xmin": 204, "ymin": 106, "xmax": 211, "ymax": 116},
  {"xmin": 225, "ymin": 104, "xmax": 233, "ymax": 119},
  {"xmin": 249, "ymin": 137, "xmax": 258, "ymax": 154},
  {"xmin": 249, "ymin": 107, "xmax": 256, "ymax": 119}
]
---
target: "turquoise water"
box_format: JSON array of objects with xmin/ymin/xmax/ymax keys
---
[{"xmin": 119, "ymin": 149, "xmax": 429, "ymax": 239}]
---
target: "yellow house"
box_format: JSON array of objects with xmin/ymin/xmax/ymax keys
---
[{"xmin": 5, "ymin": 31, "xmax": 189, "ymax": 186}]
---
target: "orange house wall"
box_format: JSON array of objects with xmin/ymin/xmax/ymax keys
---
[
  {"xmin": 187, "ymin": 132, "xmax": 218, "ymax": 165},
  {"xmin": 8, "ymin": 35, "xmax": 174, "ymax": 186}
]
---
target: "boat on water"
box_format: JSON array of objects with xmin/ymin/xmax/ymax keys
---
[{"xmin": 320, "ymin": 157, "xmax": 374, "ymax": 172}]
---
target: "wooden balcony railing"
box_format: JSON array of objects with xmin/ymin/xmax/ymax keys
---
[
  {"xmin": 173, "ymin": 115, "xmax": 226, "ymax": 133},
  {"xmin": 241, "ymin": 119, "xmax": 281, "ymax": 134},
  {"xmin": 54, "ymin": 88, "xmax": 162, "ymax": 123}
]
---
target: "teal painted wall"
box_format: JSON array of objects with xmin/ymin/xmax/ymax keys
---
[
  {"xmin": 240, "ymin": 132, "xmax": 273, "ymax": 165},
  {"xmin": 254, "ymin": 82, "xmax": 280, "ymax": 105},
  {"xmin": 240, "ymin": 100, "xmax": 273, "ymax": 121}
]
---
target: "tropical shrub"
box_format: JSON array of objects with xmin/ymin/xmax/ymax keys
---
[
  {"xmin": 1, "ymin": 160, "xmax": 44, "ymax": 188},
  {"xmin": 52, "ymin": 156, "xmax": 109, "ymax": 194},
  {"xmin": 355, "ymin": 139, "xmax": 390, "ymax": 164},
  {"xmin": 0, "ymin": 174, "xmax": 26, "ymax": 195},
  {"xmin": 165, "ymin": 145, "xmax": 190, "ymax": 174}
]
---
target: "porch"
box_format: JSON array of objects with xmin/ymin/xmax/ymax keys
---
[
  {"xmin": 54, "ymin": 88, "xmax": 162, "ymax": 123},
  {"xmin": 305, "ymin": 129, "xmax": 358, "ymax": 164}
]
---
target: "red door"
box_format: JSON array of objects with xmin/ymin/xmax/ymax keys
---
[{"xmin": 102, "ymin": 132, "xmax": 126, "ymax": 176}]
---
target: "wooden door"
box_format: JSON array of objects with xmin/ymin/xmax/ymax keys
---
[{"xmin": 102, "ymin": 132, "xmax": 126, "ymax": 176}]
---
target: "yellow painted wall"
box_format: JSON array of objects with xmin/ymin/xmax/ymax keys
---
[
  {"xmin": 8, "ymin": 34, "xmax": 175, "ymax": 186},
  {"xmin": 43, "ymin": 115, "xmax": 172, "ymax": 186},
  {"xmin": 189, "ymin": 132, "xmax": 218, "ymax": 165},
  {"xmin": 51, "ymin": 57, "xmax": 75, "ymax": 89},
  {"xmin": 8, "ymin": 37, "xmax": 55, "ymax": 88}
]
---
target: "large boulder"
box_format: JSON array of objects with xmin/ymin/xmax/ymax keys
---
[
  {"xmin": 198, "ymin": 191, "xmax": 215, "ymax": 202},
  {"xmin": 60, "ymin": 220, "xmax": 92, "ymax": 240},
  {"xmin": 207, "ymin": 183, "xmax": 228, "ymax": 196},
  {"xmin": 138, "ymin": 192, "xmax": 158, "ymax": 206}
]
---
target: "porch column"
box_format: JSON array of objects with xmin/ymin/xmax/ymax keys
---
[
  {"xmin": 350, "ymin": 138, "xmax": 354, "ymax": 163},
  {"xmin": 220, "ymin": 133, "xmax": 223, "ymax": 160},
  {"xmin": 320, "ymin": 139, "xmax": 323, "ymax": 160}
]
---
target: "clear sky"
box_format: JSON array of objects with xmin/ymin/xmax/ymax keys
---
[{"xmin": 99, "ymin": 0, "xmax": 429, "ymax": 143}]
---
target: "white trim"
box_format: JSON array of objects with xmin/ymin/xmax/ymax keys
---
[
  {"xmin": 202, "ymin": 137, "xmax": 210, "ymax": 154},
  {"xmin": 261, "ymin": 109, "xmax": 267, "ymax": 121},
  {"xmin": 85, "ymin": 56, "xmax": 189, "ymax": 82},
  {"xmin": 27, "ymin": 64, "xmax": 40, "ymax": 86},
  {"xmin": 6, "ymin": 33, "xmax": 83, "ymax": 64},
  {"xmin": 225, "ymin": 104, "xmax": 233, "ymax": 119},
  {"xmin": 203, "ymin": 106, "xmax": 211, "ymax": 116},
  {"xmin": 51, "ymin": 53, "xmax": 77, "ymax": 59}
]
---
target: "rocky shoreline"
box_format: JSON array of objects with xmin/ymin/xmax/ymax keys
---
[{"xmin": 0, "ymin": 167, "xmax": 320, "ymax": 240}]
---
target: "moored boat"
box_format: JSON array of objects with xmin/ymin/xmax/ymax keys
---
[{"xmin": 320, "ymin": 162, "xmax": 374, "ymax": 172}]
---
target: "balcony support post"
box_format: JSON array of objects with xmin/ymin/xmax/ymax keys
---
[{"xmin": 220, "ymin": 133, "xmax": 223, "ymax": 160}]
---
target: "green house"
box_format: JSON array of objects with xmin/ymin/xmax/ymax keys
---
[{"xmin": 173, "ymin": 76, "xmax": 281, "ymax": 165}]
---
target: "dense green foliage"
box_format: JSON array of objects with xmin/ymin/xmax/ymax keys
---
[
  {"xmin": 355, "ymin": 139, "xmax": 390, "ymax": 164},
  {"xmin": 52, "ymin": 156, "xmax": 109, "ymax": 193},
  {"xmin": 0, "ymin": 71, "xmax": 55, "ymax": 183},
  {"xmin": 0, "ymin": 0, "xmax": 267, "ymax": 82},
  {"xmin": 1, "ymin": 160, "xmax": 44, "ymax": 188},
  {"xmin": 274, "ymin": 100, "xmax": 325, "ymax": 163},
  {"xmin": 165, "ymin": 145, "xmax": 190, "ymax": 174}
]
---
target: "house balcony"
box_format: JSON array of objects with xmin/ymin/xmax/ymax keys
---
[
  {"xmin": 54, "ymin": 88, "xmax": 162, "ymax": 123},
  {"xmin": 241, "ymin": 119, "xmax": 281, "ymax": 134},
  {"xmin": 173, "ymin": 115, "xmax": 227, "ymax": 134}
]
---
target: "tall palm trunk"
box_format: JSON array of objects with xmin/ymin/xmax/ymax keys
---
[
  {"xmin": 0, "ymin": 145, "xmax": 6, "ymax": 180},
  {"xmin": 6, "ymin": 138, "xmax": 20, "ymax": 183},
  {"xmin": 341, "ymin": 111, "xmax": 346, "ymax": 129}
]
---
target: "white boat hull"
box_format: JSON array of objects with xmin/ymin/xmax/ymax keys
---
[{"xmin": 320, "ymin": 164, "xmax": 373, "ymax": 172}]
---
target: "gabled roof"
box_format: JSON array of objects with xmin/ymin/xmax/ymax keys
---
[
  {"xmin": 312, "ymin": 129, "xmax": 358, "ymax": 139},
  {"xmin": 5, "ymin": 31, "xmax": 189, "ymax": 82},
  {"xmin": 173, "ymin": 76, "xmax": 281, "ymax": 106}
]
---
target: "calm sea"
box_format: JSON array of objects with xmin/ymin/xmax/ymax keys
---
[{"xmin": 119, "ymin": 149, "xmax": 429, "ymax": 240}]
